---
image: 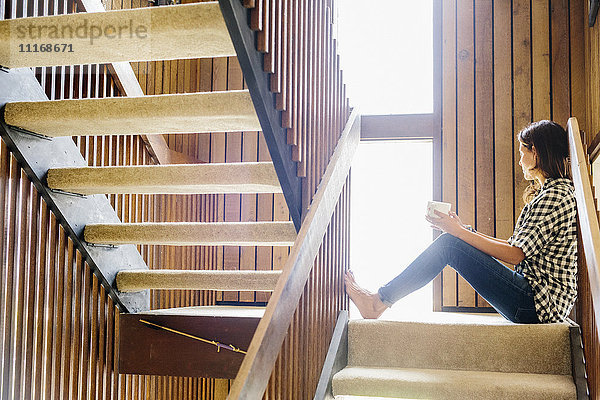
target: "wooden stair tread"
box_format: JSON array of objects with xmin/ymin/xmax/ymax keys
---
[
  {"xmin": 348, "ymin": 319, "xmax": 572, "ymax": 375},
  {"xmin": 47, "ymin": 162, "xmax": 281, "ymax": 195},
  {"xmin": 116, "ymin": 269, "xmax": 282, "ymax": 292},
  {"xmin": 332, "ymin": 366, "xmax": 576, "ymax": 400},
  {"xmin": 84, "ymin": 221, "xmax": 297, "ymax": 246},
  {"xmin": 5, "ymin": 91, "xmax": 259, "ymax": 137},
  {"xmin": 0, "ymin": 2, "xmax": 235, "ymax": 68}
]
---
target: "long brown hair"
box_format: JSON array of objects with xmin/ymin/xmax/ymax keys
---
[{"xmin": 518, "ymin": 120, "xmax": 571, "ymax": 204}]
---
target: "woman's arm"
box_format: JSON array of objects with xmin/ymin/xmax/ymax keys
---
[
  {"xmin": 471, "ymin": 229, "xmax": 510, "ymax": 245},
  {"xmin": 426, "ymin": 210, "xmax": 525, "ymax": 265},
  {"xmin": 454, "ymin": 227, "xmax": 525, "ymax": 265}
]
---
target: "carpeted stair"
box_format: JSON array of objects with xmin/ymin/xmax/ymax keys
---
[{"xmin": 332, "ymin": 318, "xmax": 578, "ymax": 399}]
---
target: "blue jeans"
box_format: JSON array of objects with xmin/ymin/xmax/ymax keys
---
[{"xmin": 377, "ymin": 233, "xmax": 540, "ymax": 324}]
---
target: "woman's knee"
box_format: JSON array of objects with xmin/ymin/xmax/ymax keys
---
[{"xmin": 434, "ymin": 232, "xmax": 460, "ymax": 247}]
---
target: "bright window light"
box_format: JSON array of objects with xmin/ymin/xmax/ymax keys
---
[
  {"xmin": 350, "ymin": 140, "xmax": 434, "ymax": 320},
  {"xmin": 336, "ymin": 0, "xmax": 433, "ymax": 115}
]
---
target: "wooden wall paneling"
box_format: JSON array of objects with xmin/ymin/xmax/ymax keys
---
[
  {"xmin": 97, "ymin": 284, "xmax": 106, "ymax": 399},
  {"xmin": 69, "ymin": 251, "xmax": 83, "ymax": 400},
  {"xmin": 21, "ymin": 189, "xmax": 38, "ymax": 400},
  {"xmin": 286, "ymin": 0, "xmax": 298, "ymax": 144},
  {"xmin": 276, "ymin": 0, "xmax": 289, "ymax": 112},
  {"xmin": 212, "ymin": 57, "xmax": 228, "ymax": 303},
  {"xmin": 271, "ymin": 0, "xmax": 282, "ymax": 93},
  {"xmin": 594, "ymin": 11, "xmax": 600, "ymax": 137},
  {"xmin": 251, "ymin": 0, "xmax": 263, "ymax": 31},
  {"xmin": 293, "ymin": 0, "xmax": 306, "ymax": 171},
  {"xmin": 89, "ymin": 274, "xmax": 99, "ymax": 398},
  {"xmin": 265, "ymin": 0, "xmax": 276, "ymax": 74},
  {"xmin": 43, "ymin": 212, "xmax": 57, "ymax": 400},
  {"xmin": 513, "ymin": 0, "xmax": 533, "ymax": 225},
  {"xmin": 441, "ymin": 0, "xmax": 457, "ymax": 308},
  {"xmin": 2, "ymin": 155, "xmax": 19, "ymax": 400},
  {"xmin": 317, "ymin": 0, "xmax": 324, "ymax": 181},
  {"xmin": 532, "ymin": 0, "xmax": 551, "ymax": 121},
  {"xmin": 585, "ymin": 0, "xmax": 593, "ymax": 137},
  {"xmin": 0, "ymin": 142, "xmax": 8, "ymax": 399},
  {"xmin": 570, "ymin": 0, "xmax": 586, "ymax": 127},
  {"xmin": 241, "ymin": 129, "xmax": 258, "ymax": 302},
  {"xmin": 224, "ymin": 57, "xmax": 244, "ymax": 303},
  {"xmin": 257, "ymin": 134, "xmax": 274, "ymax": 303},
  {"xmin": 489, "ymin": 0, "xmax": 520, "ymax": 305},
  {"xmin": 79, "ymin": 262, "xmax": 91, "ymax": 400},
  {"xmin": 258, "ymin": 0, "xmax": 270, "ymax": 53},
  {"xmin": 59, "ymin": 237, "xmax": 74, "ymax": 398},
  {"xmin": 309, "ymin": 0, "xmax": 317, "ymax": 200},
  {"xmin": 456, "ymin": 0, "xmax": 476, "ymax": 307},
  {"xmin": 31, "ymin": 200, "xmax": 47, "ymax": 400},
  {"xmin": 493, "ymin": 0, "xmax": 515, "ymax": 245},
  {"xmin": 327, "ymin": 7, "xmax": 334, "ymax": 161},
  {"xmin": 10, "ymin": 170, "xmax": 28, "ymax": 400},
  {"xmin": 283, "ymin": 0, "xmax": 294, "ymax": 129},
  {"xmin": 551, "ymin": 0, "xmax": 571, "ymax": 124},
  {"xmin": 474, "ymin": 0, "xmax": 494, "ymax": 308},
  {"xmin": 273, "ymin": 190, "xmax": 290, "ymax": 269}
]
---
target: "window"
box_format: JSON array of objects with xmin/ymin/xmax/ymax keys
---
[{"xmin": 350, "ymin": 140, "xmax": 434, "ymax": 319}]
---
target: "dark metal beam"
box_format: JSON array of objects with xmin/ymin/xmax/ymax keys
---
[
  {"xmin": 218, "ymin": 0, "xmax": 303, "ymax": 231},
  {"xmin": 0, "ymin": 67, "xmax": 149, "ymax": 313}
]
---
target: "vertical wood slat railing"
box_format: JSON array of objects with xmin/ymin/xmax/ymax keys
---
[
  {"xmin": 235, "ymin": 0, "xmax": 350, "ymax": 214},
  {"xmin": 228, "ymin": 108, "xmax": 359, "ymax": 400},
  {"xmin": 219, "ymin": 1, "xmax": 352, "ymax": 397},
  {"xmin": 568, "ymin": 117, "xmax": 600, "ymax": 399}
]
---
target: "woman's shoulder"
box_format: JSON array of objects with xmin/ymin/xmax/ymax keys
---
[{"xmin": 530, "ymin": 178, "xmax": 576, "ymax": 209}]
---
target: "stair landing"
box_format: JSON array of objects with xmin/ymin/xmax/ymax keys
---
[{"xmin": 119, "ymin": 306, "xmax": 265, "ymax": 379}]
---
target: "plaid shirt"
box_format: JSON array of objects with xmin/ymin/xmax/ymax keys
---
[{"xmin": 507, "ymin": 177, "xmax": 578, "ymax": 323}]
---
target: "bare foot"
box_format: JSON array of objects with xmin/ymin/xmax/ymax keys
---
[{"xmin": 344, "ymin": 271, "xmax": 389, "ymax": 319}]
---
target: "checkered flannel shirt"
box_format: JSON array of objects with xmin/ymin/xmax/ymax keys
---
[{"xmin": 507, "ymin": 177, "xmax": 578, "ymax": 323}]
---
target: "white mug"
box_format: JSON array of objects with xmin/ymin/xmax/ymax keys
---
[{"xmin": 426, "ymin": 201, "xmax": 451, "ymax": 218}]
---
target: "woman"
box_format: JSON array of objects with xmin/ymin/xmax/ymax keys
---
[{"xmin": 346, "ymin": 120, "xmax": 578, "ymax": 324}]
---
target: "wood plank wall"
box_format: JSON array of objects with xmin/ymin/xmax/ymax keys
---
[
  {"xmin": 579, "ymin": 1, "xmax": 600, "ymax": 397},
  {"xmin": 1, "ymin": 0, "xmax": 350, "ymax": 399},
  {"xmin": 1, "ymin": 0, "xmax": 223, "ymax": 398},
  {"xmin": 440, "ymin": 0, "xmax": 586, "ymax": 311},
  {"xmin": 240, "ymin": 1, "xmax": 351, "ymax": 398}
]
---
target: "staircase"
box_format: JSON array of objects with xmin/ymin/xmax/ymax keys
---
[
  {"xmin": 331, "ymin": 316, "xmax": 581, "ymax": 399},
  {"xmin": 0, "ymin": 0, "xmax": 300, "ymax": 382}
]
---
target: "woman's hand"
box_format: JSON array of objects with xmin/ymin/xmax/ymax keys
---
[{"xmin": 425, "ymin": 210, "xmax": 465, "ymax": 236}]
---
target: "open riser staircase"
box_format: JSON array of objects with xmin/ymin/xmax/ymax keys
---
[
  {"xmin": 332, "ymin": 319, "xmax": 578, "ymax": 399},
  {"xmin": 0, "ymin": 0, "xmax": 304, "ymax": 385},
  {"xmin": 0, "ymin": 1, "xmax": 594, "ymax": 399}
]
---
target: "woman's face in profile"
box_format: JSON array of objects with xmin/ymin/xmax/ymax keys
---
[{"xmin": 518, "ymin": 141, "xmax": 537, "ymax": 181}]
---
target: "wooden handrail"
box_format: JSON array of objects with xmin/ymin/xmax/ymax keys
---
[
  {"xmin": 227, "ymin": 108, "xmax": 360, "ymax": 399},
  {"xmin": 568, "ymin": 117, "xmax": 600, "ymax": 341}
]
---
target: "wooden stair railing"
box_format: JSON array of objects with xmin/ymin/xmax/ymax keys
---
[
  {"xmin": 0, "ymin": 0, "xmax": 352, "ymax": 392},
  {"xmin": 0, "ymin": 1, "xmax": 300, "ymax": 314},
  {"xmin": 218, "ymin": 0, "xmax": 304, "ymax": 229},
  {"xmin": 228, "ymin": 107, "xmax": 360, "ymax": 399},
  {"xmin": 567, "ymin": 117, "xmax": 600, "ymax": 398}
]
